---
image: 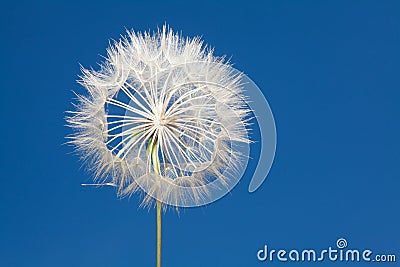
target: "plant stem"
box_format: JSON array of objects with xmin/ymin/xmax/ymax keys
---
[
  {"xmin": 150, "ymin": 138, "xmax": 162, "ymax": 267},
  {"xmin": 156, "ymin": 199, "xmax": 162, "ymax": 267}
]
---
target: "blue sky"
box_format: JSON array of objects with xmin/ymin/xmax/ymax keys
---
[{"xmin": 1, "ymin": 1, "xmax": 399, "ymax": 266}]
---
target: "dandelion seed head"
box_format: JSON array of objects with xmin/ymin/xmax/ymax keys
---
[{"xmin": 67, "ymin": 25, "xmax": 251, "ymax": 207}]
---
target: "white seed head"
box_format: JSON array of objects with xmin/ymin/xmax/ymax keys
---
[{"xmin": 66, "ymin": 25, "xmax": 251, "ymax": 208}]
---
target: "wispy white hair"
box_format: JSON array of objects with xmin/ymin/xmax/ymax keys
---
[{"xmin": 66, "ymin": 25, "xmax": 251, "ymax": 208}]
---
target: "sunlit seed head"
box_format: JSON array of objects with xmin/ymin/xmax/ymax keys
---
[{"xmin": 66, "ymin": 25, "xmax": 251, "ymax": 208}]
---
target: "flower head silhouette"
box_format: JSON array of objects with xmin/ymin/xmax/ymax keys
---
[{"xmin": 67, "ymin": 26, "xmax": 251, "ymax": 208}]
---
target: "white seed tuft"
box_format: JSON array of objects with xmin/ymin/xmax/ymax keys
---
[{"xmin": 66, "ymin": 25, "xmax": 251, "ymax": 208}]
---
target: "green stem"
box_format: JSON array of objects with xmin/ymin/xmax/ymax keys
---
[
  {"xmin": 156, "ymin": 199, "xmax": 162, "ymax": 267},
  {"xmin": 150, "ymin": 138, "xmax": 162, "ymax": 267}
]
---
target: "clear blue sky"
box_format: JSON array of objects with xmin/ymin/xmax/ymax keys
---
[{"xmin": 1, "ymin": 1, "xmax": 399, "ymax": 266}]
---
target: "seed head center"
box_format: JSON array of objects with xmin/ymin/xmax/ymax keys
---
[{"xmin": 154, "ymin": 115, "xmax": 168, "ymax": 128}]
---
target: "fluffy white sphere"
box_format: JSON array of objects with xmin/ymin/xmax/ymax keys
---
[{"xmin": 67, "ymin": 26, "xmax": 251, "ymax": 207}]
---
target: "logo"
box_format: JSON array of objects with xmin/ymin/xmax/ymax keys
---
[{"xmin": 257, "ymin": 238, "xmax": 397, "ymax": 263}]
